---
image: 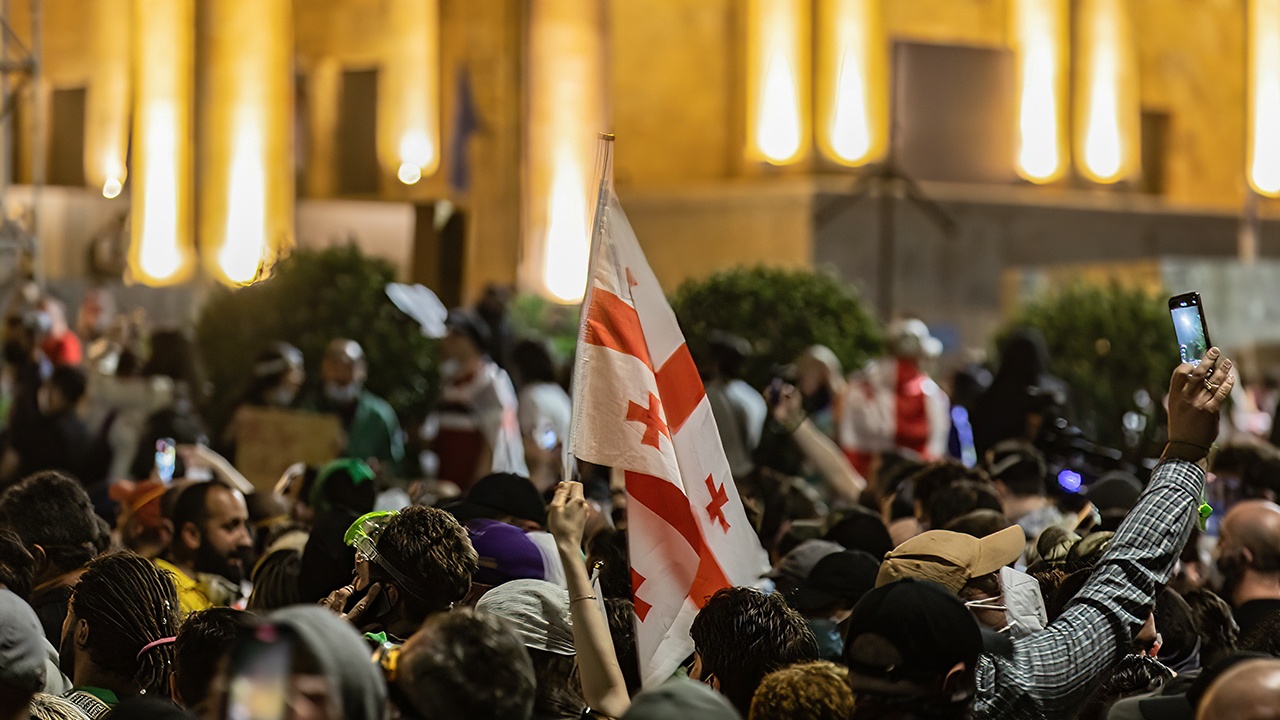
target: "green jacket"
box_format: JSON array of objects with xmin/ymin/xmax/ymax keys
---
[{"xmin": 346, "ymin": 391, "xmax": 404, "ymax": 473}]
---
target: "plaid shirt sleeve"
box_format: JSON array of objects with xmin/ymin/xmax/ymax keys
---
[{"xmin": 974, "ymin": 459, "xmax": 1204, "ymax": 720}]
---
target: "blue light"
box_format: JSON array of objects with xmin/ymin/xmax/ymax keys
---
[{"xmin": 1058, "ymin": 469, "xmax": 1083, "ymax": 493}]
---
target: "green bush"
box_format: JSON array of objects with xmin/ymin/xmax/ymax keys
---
[
  {"xmin": 508, "ymin": 293, "xmax": 580, "ymax": 365},
  {"xmin": 195, "ymin": 245, "xmax": 437, "ymax": 437},
  {"xmin": 1008, "ymin": 283, "xmax": 1172, "ymax": 452},
  {"xmin": 670, "ymin": 266, "xmax": 882, "ymax": 388}
]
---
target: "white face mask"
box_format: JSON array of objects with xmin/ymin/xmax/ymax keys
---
[
  {"xmin": 439, "ymin": 358, "xmax": 461, "ymax": 381},
  {"xmin": 965, "ymin": 566, "xmax": 1048, "ymax": 639},
  {"xmin": 324, "ymin": 381, "xmax": 361, "ymax": 405}
]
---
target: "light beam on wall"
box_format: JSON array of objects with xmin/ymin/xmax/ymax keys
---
[
  {"xmin": 382, "ymin": 0, "xmax": 440, "ymax": 186},
  {"xmin": 1075, "ymin": 0, "xmax": 1139, "ymax": 184},
  {"xmin": 1012, "ymin": 0, "xmax": 1068, "ymax": 183},
  {"xmin": 746, "ymin": 0, "xmax": 809, "ymax": 165},
  {"xmin": 87, "ymin": 0, "xmax": 131, "ymax": 199},
  {"xmin": 200, "ymin": 0, "xmax": 294, "ymax": 287},
  {"xmin": 1249, "ymin": 0, "xmax": 1280, "ymax": 196},
  {"xmin": 524, "ymin": 0, "xmax": 607, "ymax": 304},
  {"xmin": 129, "ymin": 0, "xmax": 194, "ymax": 286},
  {"xmin": 816, "ymin": 0, "xmax": 886, "ymax": 166}
]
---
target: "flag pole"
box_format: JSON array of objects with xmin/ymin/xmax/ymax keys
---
[{"xmin": 564, "ymin": 132, "xmax": 617, "ymax": 482}]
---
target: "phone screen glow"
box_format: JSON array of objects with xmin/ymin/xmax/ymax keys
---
[{"xmin": 1171, "ymin": 305, "xmax": 1207, "ymax": 365}]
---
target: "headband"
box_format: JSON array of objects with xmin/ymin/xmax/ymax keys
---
[{"xmin": 136, "ymin": 636, "xmax": 176, "ymax": 659}]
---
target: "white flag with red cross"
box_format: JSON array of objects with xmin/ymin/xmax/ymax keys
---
[{"xmin": 567, "ymin": 142, "xmax": 768, "ymax": 688}]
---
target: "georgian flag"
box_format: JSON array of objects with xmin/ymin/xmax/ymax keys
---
[{"xmin": 567, "ymin": 178, "xmax": 768, "ymax": 688}]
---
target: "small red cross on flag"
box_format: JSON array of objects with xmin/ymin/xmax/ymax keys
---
[{"xmin": 626, "ymin": 392, "xmax": 670, "ymax": 449}]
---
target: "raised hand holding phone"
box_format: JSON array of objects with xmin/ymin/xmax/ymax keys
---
[{"xmin": 1169, "ymin": 292, "xmax": 1212, "ymax": 366}]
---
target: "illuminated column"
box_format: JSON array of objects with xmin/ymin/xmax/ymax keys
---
[
  {"xmin": 200, "ymin": 0, "xmax": 294, "ymax": 286},
  {"xmin": 523, "ymin": 0, "xmax": 607, "ymax": 303},
  {"xmin": 815, "ymin": 0, "xmax": 887, "ymax": 167},
  {"xmin": 380, "ymin": 0, "xmax": 440, "ymax": 186},
  {"xmin": 745, "ymin": 0, "xmax": 810, "ymax": 165},
  {"xmin": 1011, "ymin": 0, "xmax": 1068, "ymax": 183},
  {"xmin": 1249, "ymin": 0, "xmax": 1280, "ymax": 196},
  {"xmin": 86, "ymin": 0, "xmax": 131, "ymax": 198},
  {"xmin": 1074, "ymin": 0, "xmax": 1140, "ymax": 184},
  {"xmin": 129, "ymin": 0, "xmax": 195, "ymax": 286}
]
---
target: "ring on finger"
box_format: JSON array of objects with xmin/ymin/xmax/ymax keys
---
[{"xmin": 1205, "ymin": 379, "xmax": 1219, "ymax": 391}]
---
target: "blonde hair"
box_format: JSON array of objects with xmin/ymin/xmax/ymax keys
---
[{"xmin": 749, "ymin": 661, "xmax": 856, "ymax": 720}]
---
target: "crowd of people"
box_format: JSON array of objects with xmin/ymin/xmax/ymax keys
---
[{"xmin": 1, "ymin": 280, "xmax": 1280, "ymax": 720}]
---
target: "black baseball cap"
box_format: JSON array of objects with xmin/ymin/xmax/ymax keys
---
[
  {"xmin": 789, "ymin": 550, "xmax": 880, "ymax": 612},
  {"xmin": 443, "ymin": 472, "xmax": 548, "ymax": 529},
  {"xmin": 844, "ymin": 578, "xmax": 983, "ymax": 687}
]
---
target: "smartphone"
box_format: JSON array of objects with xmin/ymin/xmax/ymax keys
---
[
  {"xmin": 155, "ymin": 438, "xmax": 176, "ymax": 484},
  {"xmin": 1169, "ymin": 292, "xmax": 1212, "ymax": 366},
  {"xmin": 225, "ymin": 625, "xmax": 293, "ymax": 720}
]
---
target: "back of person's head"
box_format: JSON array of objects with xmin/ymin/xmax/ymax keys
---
[
  {"xmin": 604, "ymin": 597, "xmax": 642, "ymax": 696},
  {"xmin": 396, "ymin": 608, "xmax": 536, "ymax": 720},
  {"xmin": 927, "ymin": 480, "xmax": 1002, "ymax": 530},
  {"xmin": 1212, "ymin": 443, "xmax": 1280, "ymax": 501},
  {"xmin": 376, "ymin": 506, "xmax": 478, "ymax": 620},
  {"xmin": 510, "ymin": 339, "xmax": 559, "ymax": 386},
  {"xmin": 172, "ymin": 608, "xmax": 255, "ymax": 710},
  {"xmin": 1183, "ymin": 589, "xmax": 1239, "ymax": 667},
  {"xmin": 475, "ymin": 580, "xmax": 580, "ymax": 719},
  {"xmin": 0, "ymin": 590, "xmax": 47, "ymax": 717},
  {"xmin": 986, "ymin": 442, "xmax": 1048, "ymax": 498},
  {"xmin": 246, "ymin": 549, "xmax": 303, "ymax": 612},
  {"xmin": 943, "ymin": 509, "xmax": 1012, "ymax": 538},
  {"xmin": 308, "ymin": 459, "xmax": 377, "ymax": 515},
  {"xmin": 823, "ymin": 509, "xmax": 894, "ymax": 561},
  {"xmin": 843, "ymin": 579, "xmax": 982, "ymax": 720},
  {"xmin": 69, "ymin": 552, "xmax": 180, "ymax": 697},
  {"xmin": 906, "ymin": 461, "xmax": 989, "ymax": 525},
  {"xmin": 266, "ymin": 606, "xmax": 388, "ymax": 720},
  {"xmin": 1155, "ymin": 587, "xmax": 1202, "ymax": 672},
  {"xmin": 0, "ymin": 471, "xmax": 104, "ymax": 574},
  {"xmin": 749, "ymin": 661, "xmax": 855, "ymax": 720},
  {"xmin": 622, "ymin": 677, "xmax": 739, "ymax": 720},
  {"xmin": 167, "ymin": 480, "xmax": 222, "ymax": 540},
  {"xmin": 1196, "ymin": 658, "xmax": 1280, "ymax": 720},
  {"xmin": 46, "ymin": 365, "xmax": 87, "ymax": 407},
  {"xmin": 689, "ymin": 586, "xmax": 819, "ymax": 716},
  {"xmin": 1075, "ymin": 654, "xmax": 1173, "ymax": 720},
  {"xmin": 0, "ymin": 528, "xmax": 35, "ymax": 599}
]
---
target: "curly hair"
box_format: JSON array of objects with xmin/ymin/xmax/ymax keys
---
[
  {"xmin": 374, "ymin": 506, "xmax": 478, "ymax": 621},
  {"xmin": 690, "ymin": 587, "xmax": 819, "ymax": 716},
  {"xmin": 71, "ymin": 552, "xmax": 180, "ymax": 697},
  {"xmin": 396, "ymin": 608, "xmax": 536, "ymax": 720},
  {"xmin": 0, "ymin": 471, "xmax": 106, "ymax": 573},
  {"xmin": 749, "ymin": 661, "xmax": 855, "ymax": 720}
]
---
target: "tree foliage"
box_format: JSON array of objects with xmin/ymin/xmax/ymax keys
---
[
  {"xmin": 670, "ymin": 266, "xmax": 882, "ymax": 388},
  {"xmin": 1008, "ymin": 283, "xmax": 1172, "ymax": 451},
  {"xmin": 195, "ymin": 245, "xmax": 437, "ymax": 437}
]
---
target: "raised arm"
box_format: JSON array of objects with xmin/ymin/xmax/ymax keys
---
[
  {"xmin": 977, "ymin": 348, "xmax": 1233, "ymax": 719},
  {"xmin": 770, "ymin": 383, "xmax": 867, "ymax": 502},
  {"xmin": 549, "ymin": 481, "xmax": 631, "ymax": 717}
]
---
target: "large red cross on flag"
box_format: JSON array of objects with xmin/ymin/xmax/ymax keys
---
[{"xmin": 567, "ymin": 138, "xmax": 768, "ymax": 688}]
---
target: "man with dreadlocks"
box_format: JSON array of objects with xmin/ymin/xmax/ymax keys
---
[{"xmin": 58, "ymin": 552, "xmax": 180, "ymax": 719}]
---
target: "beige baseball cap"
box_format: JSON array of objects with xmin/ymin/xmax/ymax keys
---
[{"xmin": 875, "ymin": 524, "xmax": 1026, "ymax": 593}]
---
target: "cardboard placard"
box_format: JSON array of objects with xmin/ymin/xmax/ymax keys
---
[{"xmin": 233, "ymin": 407, "xmax": 344, "ymax": 493}]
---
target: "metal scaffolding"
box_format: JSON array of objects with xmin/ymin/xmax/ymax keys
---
[{"xmin": 0, "ymin": 0, "xmax": 39, "ymax": 282}]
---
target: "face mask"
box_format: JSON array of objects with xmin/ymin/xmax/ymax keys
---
[
  {"xmin": 965, "ymin": 566, "xmax": 1048, "ymax": 639},
  {"xmin": 439, "ymin": 358, "xmax": 461, "ymax": 381},
  {"xmin": 325, "ymin": 381, "xmax": 361, "ymax": 405},
  {"xmin": 266, "ymin": 385, "xmax": 298, "ymax": 407}
]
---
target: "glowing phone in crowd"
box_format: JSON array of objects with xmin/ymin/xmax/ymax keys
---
[
  {"xmin": 155, "ymin": 438, "xmax": 176, "ymax": 484},
  {"xmin": 225, "ymin": 625, "xmax": 293, "ymax": 720},
  {"xmin": 1169, "ymin": 292, "xmax": 1212, "ymax": 366}
]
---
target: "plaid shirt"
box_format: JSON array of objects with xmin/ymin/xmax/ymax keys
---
[{"xmin": 974, "ymin": 459, "xmax": 1204, "ymax": 720}]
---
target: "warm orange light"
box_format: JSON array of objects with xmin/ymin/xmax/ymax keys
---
[
  {"xmin": 816, "ymin": 0, "xmax": 887, "ymax": 166},
  {"xmin": 1075, "ymin": 0, "xmax": 1139, "ymax": 184},
  {"xmin": 129, "ymin": 0, "xmax": 194, "ymax": 286},
  {"xmin": 524, "ymin": 0, "xmax": 606, "ymax": 304},
  {"xmin": 746, "ymin": 0, "xmax": 809, "ymax": 165},
  {"xmin": 381, "ymin": 0, "xmax": 440, "ymax": 183},
  {"xmin": 1249, "ymin": 0, "xmax": 1280, "ymax": 196},
  {"xmin": 86, "ymin": 0, "xmax": 131, "ymax": 195},
  {"xmin": 1011, "ymin": 0, "xmax": 1068, "ymax": 183},
  {"xmin": 200, "ymin": 0, "xmax": 293, "ymax": 287}
]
